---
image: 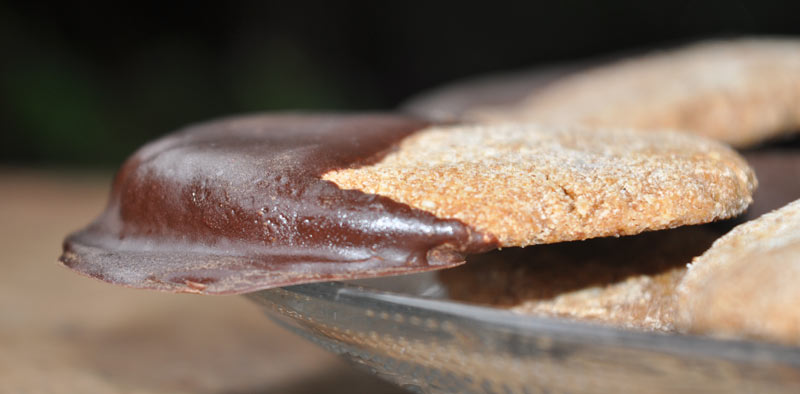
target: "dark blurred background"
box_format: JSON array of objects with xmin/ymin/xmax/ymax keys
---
[{"xmin": 2, "ymin": 0, "xmax": 799, "ymax": 167}]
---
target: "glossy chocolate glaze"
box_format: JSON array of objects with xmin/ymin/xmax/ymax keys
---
[{"xmin": 60, "ymin": 114, "xmax": 497, "ymax": 294}]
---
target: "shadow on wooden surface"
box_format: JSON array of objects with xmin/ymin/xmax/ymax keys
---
[{"xmin": 0, "ymin": 169, "xmax": 405, "ymax": 394}]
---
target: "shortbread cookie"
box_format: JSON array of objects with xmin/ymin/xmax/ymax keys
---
[
  {"xmin": 60, "ymin": 115, "xmax": 755, "ymax": 294},
  {"xmin": 324, "ymin": 123, "xmax": 756, "ymax": 246},
  {"xmin": 402, "ymin": 64, "xmax": 580, "ymax": 122},
  {"xmin": 470, "ymin": 38, "xmax": 800, "ymax": 147},
  {"xmin": 677, "ymin": 199, "xmax": 800, "ymax": 344},
  {"xmin": 439, "ymin": 147, "xmax": 798, "ymax": 332},
  {"xmin": 440, "ymin": 226, "xmax": 725, "ymax": 331}
]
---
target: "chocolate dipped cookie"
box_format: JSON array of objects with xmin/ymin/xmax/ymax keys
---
[{"xmin": 61, "ymin": 114, "xmax": 755, "ymax": 295}]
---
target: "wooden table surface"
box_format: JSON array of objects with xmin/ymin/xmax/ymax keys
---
[{"xmin": 0, "ymin": 169, "xmax": 407, "ymax": 394}]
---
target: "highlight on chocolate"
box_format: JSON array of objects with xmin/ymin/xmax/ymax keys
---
[{"xmin": 59, "ymin": 113, "xmax": 756, "ymax": 295}]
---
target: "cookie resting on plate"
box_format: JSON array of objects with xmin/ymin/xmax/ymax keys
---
[
  {"xmin": 60, "ymin": 114, "xmax": 755, "ymax": 294},
  {"xmin": 677, "ymin": 199, "xmax": 800, "ymax": 344}
]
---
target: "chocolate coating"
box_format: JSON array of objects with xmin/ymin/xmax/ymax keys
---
[{"xmin": 60, "ymin": 114, "xmax": 497, "ymax": 294}]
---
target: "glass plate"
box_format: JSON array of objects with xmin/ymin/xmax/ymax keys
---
[{"xmin": 246, "ymin": 272, "xmax": 800, "ymax": 394}]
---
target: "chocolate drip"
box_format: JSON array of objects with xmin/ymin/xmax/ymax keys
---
[{"xmin": 60, "ymin": 114, "xmax": 497, "ymax": 294}]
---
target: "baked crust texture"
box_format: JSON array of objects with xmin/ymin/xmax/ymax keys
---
[
  {"xmin": 677, "ymin": 199, "xmax": 800, "ymax": 344},
  {"xmin": 324, "ymin": 124, "xmax": 756, "ymax": 246},
  {"xmin": 471, "ymin": 38, "xmax": 800, "ymax": 147}
]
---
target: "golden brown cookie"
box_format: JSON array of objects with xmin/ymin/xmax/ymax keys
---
[
  {"xmin": 402, "ymin": 64, "xmax": 581, "ymax": 122},
  {"xmin": 677, "ymin": 199, "xmax": 800, "ymax": 344},
  {"xmin": 323, "ymin": 123, "xmax": 756, "ymax": 247},
  {"xmin": 440, "ymin": 226, "xmax": 726, "ymax": 331},
  {"xmin": 470, "ymin": 38, "xmax": 800, "ymax": 147}
]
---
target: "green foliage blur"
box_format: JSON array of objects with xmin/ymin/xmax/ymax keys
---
[
  {"xmin": 2, "ymin": 1, "xmax": 799, "ymax": 168},
  {"xmin": 0, "ymin": 4, "xmax": 386, "ymax": 167}
]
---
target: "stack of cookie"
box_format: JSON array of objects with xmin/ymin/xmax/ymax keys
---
[
  {"xmin": 60, "ymin": 38, "xmax": 800, "ymax": 346},
  {"xmin": 407, "ymin": 37, "xmax": 800, "ymax": 345}
]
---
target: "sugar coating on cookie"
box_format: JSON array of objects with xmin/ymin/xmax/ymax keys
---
[
  {"xmin": 323, "ymin": 123, "xmax": 756, "ymax": 247},
  {"xmin": 677, "ymin": 199, "xmax": 800, "ymax": 344},
  {"xmin": 471, "ymin": 38, "xmax": 800, "ymax": 147}
]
